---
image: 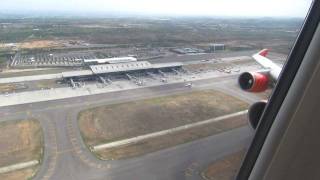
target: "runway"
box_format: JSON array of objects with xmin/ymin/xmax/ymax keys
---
[{"xmin": 0, "ymin": 75, "xmax": 260, "ymax": 180}]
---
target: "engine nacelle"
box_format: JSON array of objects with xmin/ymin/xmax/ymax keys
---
[
  {"xmin": 248, "ymin": 100, "xmax": 267, "ymax": 130},
  {"xmin": 238, "ymin": 72, "xmax": 269, "ymax": 92}
]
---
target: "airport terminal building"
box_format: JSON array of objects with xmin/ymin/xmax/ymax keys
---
[
  {"xmin": 0, "ymin": 56, "xmax": 184, "ymax": 86},
  {"xmin": 62, "ymin": 59, "xmax": 183, "ymax": 81}
]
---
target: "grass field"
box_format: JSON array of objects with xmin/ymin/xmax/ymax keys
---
[
  {"xmin": 78, "ymin": 90, "xmax": 249, "ymax": 159},
  {"xmin": 183, "ymin": 59, "xmax": 253, "ymax": 72},
  {"xmin": 0, "ymin": 119, "xmax": 43, "ymax": 180},
  {"xmin": 94, "ymin": 114, "xmax": 247, "ymax": 160}
]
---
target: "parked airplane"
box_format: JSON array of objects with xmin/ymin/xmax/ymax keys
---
[{"xmin": 238, "ymin": 49, "xmax": 281, "ymax": 92}]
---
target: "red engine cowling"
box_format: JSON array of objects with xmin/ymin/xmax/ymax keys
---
[{"xmin": 238, "ymin": 72, "xmax": 269, "ymax": 92}]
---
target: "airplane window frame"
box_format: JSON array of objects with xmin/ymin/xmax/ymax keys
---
[{"xmin": 236, "ymin": 1, "xmax": 320, "ymax": 179}]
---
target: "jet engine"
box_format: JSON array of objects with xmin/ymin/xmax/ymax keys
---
[
  {"xmin": 248, "ymin": 100, "xmax": 267, "ymax": 130},
  {"xmin": 238, "ymin": 72, "xmax": 269, "ymax": 92}
]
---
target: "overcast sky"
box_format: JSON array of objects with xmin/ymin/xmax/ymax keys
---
[{"xmin": 0, "ymin": 0, "xmax": 313, "ymax": 18}]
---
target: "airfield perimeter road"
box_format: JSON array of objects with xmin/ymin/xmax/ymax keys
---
[
  {"xmin": 148, "ymin": 50, "xmax": 257, "ymax": 63},
  {"xmin": 148, "ymin": 50, "xmax": 286, "ymax": 64},
  {"xmin": 0, "ymin": 75, "xmax": 260, "ymax": 180}
]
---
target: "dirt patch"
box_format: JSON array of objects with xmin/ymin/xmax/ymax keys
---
[
  {"xmin": 96, "ymin": 114, "xmax": 247, "ymax": 160},
  {"xmin": 0, "ymin": 68, "xmax": 71, "ymax": 78},
  {"xmin": 34, "ymin": 79, "xmax": 58, "ymax": 89},
  {"xmin": 183, "ymin": 59, "xmax": 254, "ymax": 72},
  {"xmin": 201, "ymin": 150, "xmax": 246, "ymax": 180},
  {"xmin": 0, "ymin": 84, "xmax": 16, "ymax": 93},
  {"xmin": 0, "ymin": 119, "xmax": 43, "ymax": 177},
  {"xmin": 18, "ymin": 40, "xmax": 64, "ymax": 49},
  {"xmin": 78, "ymin": 90, "xmax": 249, "ymax": 159},
  {"xmin": 0, "ymin": 83, "xmax": 28, "ymax": 93}
]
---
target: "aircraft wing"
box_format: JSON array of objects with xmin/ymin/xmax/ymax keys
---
[
  {"xmin": 238, "ymin": 49, "xmax": 282, "ymax": 92},
  {"xmin": 252, "ymin": 49, "xmax": 282, "ymax": 80}
]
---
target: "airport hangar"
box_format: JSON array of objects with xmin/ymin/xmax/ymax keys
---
[{"xmin": 60, "ymin": 57, "xmax": 183, "ymax": 84}]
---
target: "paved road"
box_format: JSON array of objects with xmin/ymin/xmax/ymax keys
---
[
  {"xmin": 0, "ymin": 75, "xmax": 260, "ymax": 180},
  {"xmin": 148, "ymin": 50, "xmax": 258, "ymax": 64}
]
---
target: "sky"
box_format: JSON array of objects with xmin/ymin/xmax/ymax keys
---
[{"xmin": 0, "ymin": 0, "xmax": 313, "ymax": 18}]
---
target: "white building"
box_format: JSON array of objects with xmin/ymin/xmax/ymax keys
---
[{"xmin": 84, "ymin": 57, "xmax": 137, "ymax": 65}]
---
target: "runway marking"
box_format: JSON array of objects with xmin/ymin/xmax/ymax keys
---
[
  {"xmin": 0, "ymin": 160, "xmax": 39, "ymax": 174},
  {"xmin": 93, "ymin": 110, "xmax": 248, "ymax": 151}
]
